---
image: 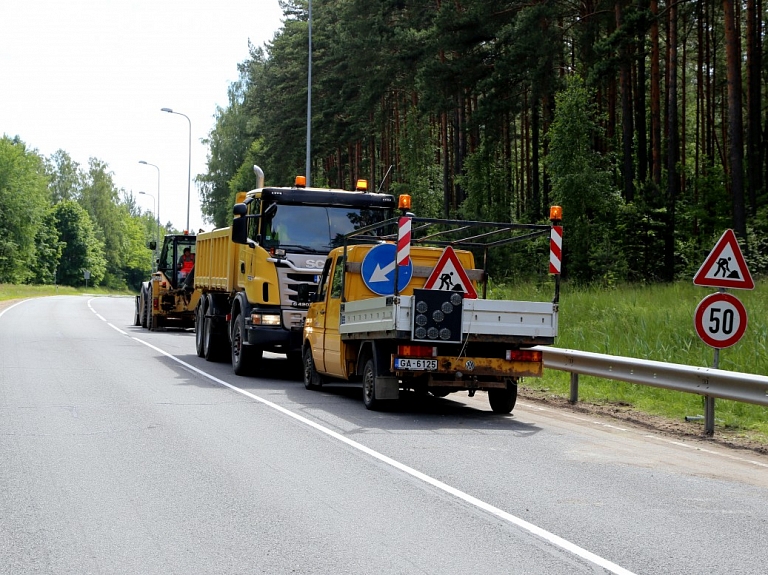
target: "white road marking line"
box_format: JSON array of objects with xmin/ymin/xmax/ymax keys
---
[
  {"xmin": 0, "ymin": 300, "xmax": 29, "ymax": 318},
  {"xmin": 123, "ymin": 330, "xmax": 636, "ymax": 575}
]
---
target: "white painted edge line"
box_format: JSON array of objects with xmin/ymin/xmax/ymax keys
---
[
  {"xmin": 120, "ymin": 331, "xmax": 634, "ymax": 575},
  {"xmin": 0, "ymin": 299, "xmax": 30, "ymax": 319}
]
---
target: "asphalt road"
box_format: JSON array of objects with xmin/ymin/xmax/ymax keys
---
[{"xmin": 1, "ymin": 295, "xmax": 767, "ymax": 574}]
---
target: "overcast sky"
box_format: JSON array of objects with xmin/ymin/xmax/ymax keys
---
[{"xmin": 1, "ymin": 0, "xmax": 285, "ymax": 232}]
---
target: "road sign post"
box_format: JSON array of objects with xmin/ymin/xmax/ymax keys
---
[{"xmin": 692, "ymin": 230, "xmax": 753, "ymax": 436}]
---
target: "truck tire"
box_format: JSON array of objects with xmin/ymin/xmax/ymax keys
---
[
  {"xmin": 488, "ymin": 381, "xmax": 518, "ymax": 414},
  {"xmin": 231, "ymin": 313, "xmax": 261, "ymax": 375},
  {"xmin": 146, "ymin": 284, "xmax": 154, "ymax": 331},
  {"xmin": 195, "ymin": 301, "xmax": 206, "ymax": 357},
  {"xmin": 303, "ymin": 346, "xmax": 324, "ymax": 390},
  {"xmin": 362, "ymin": 358, "xmax": 381, "ymax": 410},
  {"xmin": 204, "ymin": 310, "xmax": 228, "ymax": 362},
  {"xmin": 140, "ymin": 285, "xmax": 148, "ymax": 328}
]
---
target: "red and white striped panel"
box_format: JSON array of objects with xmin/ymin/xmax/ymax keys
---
[
  {"xmin": 549, "ymin": 225, "xmax": 562, "ymax": 274},
  {"xmin": 397, "ymin": 216, "xmax": 411, "ymax": 266}
]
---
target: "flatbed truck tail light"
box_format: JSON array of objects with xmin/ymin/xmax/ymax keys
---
[
  {"xmin": 397, "ymin": 345, "xmax": 437, "ymax": 358},
  {"xmin": 506, "ymin": 350, "xmax": 542, "ymax": 362}
]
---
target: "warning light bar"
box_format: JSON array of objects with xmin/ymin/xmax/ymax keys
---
[{"xmin": 397, "ymin": 345, "xmax": 437, "ymax": 358}]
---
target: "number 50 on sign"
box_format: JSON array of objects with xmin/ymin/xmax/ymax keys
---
[{"xmin": 694, "ymin": 292, "xmax": 748, "ymax": 349}]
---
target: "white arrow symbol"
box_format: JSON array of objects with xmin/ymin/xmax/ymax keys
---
[{"xmin": 370, "ymin": 260, "xmax": 396, "ymax": 282}]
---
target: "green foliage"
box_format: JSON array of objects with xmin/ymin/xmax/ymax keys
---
[
  {"xmin": 45, "ymin": 149, "xmax": 83, "ymax": 203},
  {"xmin": 0, "ymin": 136, "xmax": 51, "ymax": 283},
  {"xmin": 53, "ymin": 200, "xmax": 106, "ymax": 287},
  {"xmin": 30, "ymin": 208, "xmax": 62, "ymax": 284},
  {"xmin": 545, "ymin": 76, "xmax": 622, "ymax": 283}
]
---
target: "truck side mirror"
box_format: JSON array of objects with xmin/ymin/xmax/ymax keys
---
[
  {"xmin": 148, "ymin": 240, "xmax": 157, "ymax": 250},
  {"xmin": 232, "ymin": 203, "xmax": 248, "ymax": 245}
]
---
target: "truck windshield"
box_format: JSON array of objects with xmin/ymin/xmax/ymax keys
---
[{"xmin": 263, "ymin": 205, "xmax": 389, "ymax": 253}]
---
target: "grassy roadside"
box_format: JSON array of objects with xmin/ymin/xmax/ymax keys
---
[
  {"xmin": 493, "ymin": 279, "xmax": 768, "ymax": 443},
  {"xmin": 0, "ymin": 284, "xmax": 133, "ymax": 301}
]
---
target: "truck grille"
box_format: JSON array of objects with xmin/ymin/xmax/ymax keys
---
[{"xmin": 276, "ymin": 268, "xmax": 319, "ymax": 328}]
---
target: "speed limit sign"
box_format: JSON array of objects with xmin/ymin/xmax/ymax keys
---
[{"xmin": 694, "ymin": 292, "xmax": 748, "ymax": 349}]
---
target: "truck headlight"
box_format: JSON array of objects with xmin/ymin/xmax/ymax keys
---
[{"xmin": 251, "ymin": 313, "xmax": 281, "ymax": 326}]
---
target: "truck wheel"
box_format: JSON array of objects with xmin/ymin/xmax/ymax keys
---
[
  {"xmin": 231, "ymin": 313, "xmax": 260, "ymax": 375},
  {"xmin": 362, "ymin": 358, "xmax": 381, "ymax": 410},
  {"xmin": 488, "ymin": 382, "xmax": 518, "ymax": 414},
  {"xmin": 204, "ymin": 310, "xmax": 227, "ymax": 362},
  {"xmin": 195, "ymin": 301, "xmax": 206, "ymax": 357},
  {"xmin": 303, "ymin": 346, "xmax": 324, "ymax": 390},
  {"xmin": 140, "ymin": 286, "xmax": 148, "ymax": 328},
  {"xmin": 146, "ymin": 285, "xmax": 154, "ymax": 331}
]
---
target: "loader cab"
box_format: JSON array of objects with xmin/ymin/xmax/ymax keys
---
[{"xmin": 157, "ymin": 234, "xmax": 197, "ymax": 289}]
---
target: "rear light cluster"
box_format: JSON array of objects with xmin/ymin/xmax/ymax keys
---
[
  {"xmin": 397, "ymin": 345, "xmax": 437, "ymax": 358},
  {"xmin": 505, "ymin": 350, "xmax": 542, "ymax": 362}
]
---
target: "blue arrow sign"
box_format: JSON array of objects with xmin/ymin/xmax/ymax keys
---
[{"xmin": 361, "ymin": 243, "xmax": 413, "ymax": 296}]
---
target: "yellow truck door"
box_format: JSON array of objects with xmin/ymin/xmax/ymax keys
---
[{"xmin": 321, "ymin": 255, "xmax": 346, "ymax": 378}]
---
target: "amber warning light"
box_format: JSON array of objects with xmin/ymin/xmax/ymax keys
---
[
  {"xmin": 549, "ymin": 205, "xmax": 563, "ymax": 221},
  {"xmin": 398, "ymin": 194, "xmax": 412, "ymax": 210},
  {"xmin": 355, "ymin": 179, "xmax": 368, "ymax": 191},
  {"xmin": 295, "ymin": 175, "xmax": 306, "ymax": 188}
]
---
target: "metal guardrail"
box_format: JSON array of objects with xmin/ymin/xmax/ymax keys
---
[{"xmin": 535, "ymin": 346, "xmax": 768, "ymax": 434}]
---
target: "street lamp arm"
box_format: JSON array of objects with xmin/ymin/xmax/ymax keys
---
[{"xmin": 161, "ymin": 107, "xmax": 192, "ymax": 231}]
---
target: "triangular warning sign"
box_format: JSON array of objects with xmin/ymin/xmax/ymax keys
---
[
  {"xmin": 693, "ymin": 229, "xmax": 754, "ymax": 290},
  {"xmin": 423, "ymin": 246, "xmax": 478, "ymax": 298}
]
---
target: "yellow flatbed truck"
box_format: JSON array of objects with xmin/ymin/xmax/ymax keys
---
[
  {"xmin": 193, "ymin": 166, "xmax": 396, "ymax": 374},
  {"xmin": 301, "ymin": 204, "xmax": 562, "ymax": 412}
]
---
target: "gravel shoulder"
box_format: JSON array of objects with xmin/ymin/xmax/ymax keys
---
[{"xmin": 519, "ymin": 385, "xmax": 768, "ymax": 456}]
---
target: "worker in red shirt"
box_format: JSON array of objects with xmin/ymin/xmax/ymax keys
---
[{"xmin": 178, "ymin": 247, "xmax": 195, "ymax": 281}]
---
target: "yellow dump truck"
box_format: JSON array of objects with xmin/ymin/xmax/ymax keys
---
[
  {"xmin": 300, "ymin": 206, "xmax": 562, "ymax": 413},
  {"xmin": 193, "ymin": 166, "xmax": 396, "ymax": 374}
]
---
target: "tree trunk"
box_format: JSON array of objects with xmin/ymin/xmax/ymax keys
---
[
  {"xmin": 723, "ymin": 0, "xmax": 747, "ymax": 237},
  {"xmin": 650, "ymin": 0, "xmax": 662, "ymax": 187},
  {"xmin": 617, "ymin": 1, "xmax": 634, "ymax": 202},
  {"xmin": 746, "ymin": 0, "xmax": 762, "ymax": 217},
  {"xmin": 665, "ymin": 1, "xmax": 678, "ymax": 281}
]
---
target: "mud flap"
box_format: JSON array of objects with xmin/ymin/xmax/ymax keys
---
[{"xmin": 375, "ymin": 376, "xmax": 400, "ymax": 400}]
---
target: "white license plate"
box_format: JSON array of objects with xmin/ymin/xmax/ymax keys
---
[{"xmin": 394, "ymin": 358, "xmax": 438, "ymax": 371}]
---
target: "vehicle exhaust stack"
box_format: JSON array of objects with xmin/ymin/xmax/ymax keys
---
[{"xmin": 253, "ymin": 165, "xmax": 265, "ymax": 189}]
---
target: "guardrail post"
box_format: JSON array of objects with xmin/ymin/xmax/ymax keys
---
[
  {"xmin": 704, "ymin": 348, "xmax": 720, "ymax": 436},
  {"xmin": 704, "ymin": 397, "xmax": 715, "ymax": 436},
  {"xmin": 569, "ymin": 372, "xmax": 579, "ymax": 404}
]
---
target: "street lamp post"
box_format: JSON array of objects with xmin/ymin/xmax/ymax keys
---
[
  {"xmin": 138, "ymin": 160, "xmax": 160, "ymax": 237},
  {"xmin": 161, "ymin": 107, "xmax": 191, "ymax": 232},
  {"xmin": 138, "ymin": 190, "xmax": 159, "ymax": 259},
  {"xmin": 306, "ymin": 0, "xmax": 312, "ymax": 186}
]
